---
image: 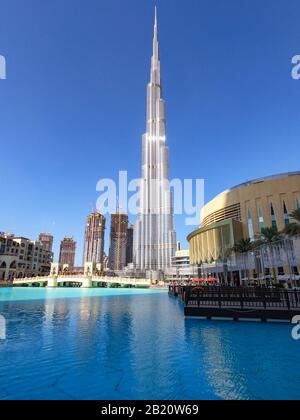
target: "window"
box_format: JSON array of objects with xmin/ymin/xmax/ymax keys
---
[
  {"xmin": 258, "ymin": 207, "xmax": 265, "ymax": 232},
  {"xmin": 270, "ymin": 204, "xmax": 277, "ymax": 229},
  {"xmin": 247, "ymin": 209, "xmax": 255, "ymax": 240},
  {"xmin": 293, "ymin": 266, "xmax": 299, "ymax": 275},
  {"xmin": 283, "ymin": 201, "xmax": 289, "ymax": 227},
  {"xmin": 278, "ymin": 267, "xmax": 284, "ymax": 276}
]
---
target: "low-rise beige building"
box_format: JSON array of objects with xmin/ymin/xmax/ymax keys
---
[
  {"xmin": 0, "ymin": 233, "xmax": 53, "ymax": 281},
  {"xmin": 187, "ymin": 172, "xmax": 300, "ymax": 284},
  {"xmin": 165, "ymin": 249, "xmax": 198, "ymax": 281}
]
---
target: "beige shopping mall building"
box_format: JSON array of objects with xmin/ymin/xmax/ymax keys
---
[{"xmin": 187, "ymin": 172, "xmax": 300, "ymax": 283}]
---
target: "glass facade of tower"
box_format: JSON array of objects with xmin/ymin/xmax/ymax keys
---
[{"xmin": 134, "ymin": 10, "xmax": 176, "ymax": 272}]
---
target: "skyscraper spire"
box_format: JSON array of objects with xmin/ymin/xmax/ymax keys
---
[
  {"xmin": 154, "ymin": 6, "xmax": 158, "ymax": 44},
  {"xmin": 151, "ymin": 6, "xmax": 160, "ymax": 84},
  {"xmin": 134, "ymin": 8, "xmax": 176, "ymax": 273}
]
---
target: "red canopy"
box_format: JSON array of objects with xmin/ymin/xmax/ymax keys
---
[{"xmin": 192, "ymin": 278, "xmax": 218, "ymax": 283}]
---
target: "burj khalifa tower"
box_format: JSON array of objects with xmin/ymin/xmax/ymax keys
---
[{"xmin": 134, "ymin": 8, "xmax": 176, "ymax": 273}]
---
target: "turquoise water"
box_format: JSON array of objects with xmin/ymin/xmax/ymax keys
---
[
  {"xmin": 0, "ymin": 287, "xmax": 300, "ymax": 400},
  {"xmin": 0, "ymin": 287, "xmax": 164, "ymax": 302}
]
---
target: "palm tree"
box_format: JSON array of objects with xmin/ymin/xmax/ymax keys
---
[
  {"xmin": 285, "ymin": 209, "xmax": 300, "ymax": 236},
  {"xmin": 285, "ymin": 223, "xmax": 300, "ymax": 236},
  {"xmin": 217, "ymin": 247, "xmax": 233, "ymax": 285},
  {"xmin": 282, "ymin": 209, "xmax": 300, "ymax": 286},
  {"xmin": 291, "ymin": 209, "xmax": 300, "ymax": 223},
  {"xmin": 260, "ymin": 226, "xmax": 281, "ymax": 284},
  {"xmin": 260, "ymin": 226, "xmax": 281, "ymax": 243},
  {"xmin": 233, "ymin": 238, "xmax": 253, "ymax": 285}
]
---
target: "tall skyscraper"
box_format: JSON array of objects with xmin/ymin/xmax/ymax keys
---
[
  {"xmin": 83, "ymin": 212, "xmax": 106, "ymax": 267},
  {"xmin": 126, "ymin": 224, "xmax": 134, "ymax": 265},
  {"xmin": 134, "ymin": 9, "xmax": 176, "ymax": 272},
  {"xmin": 59, "ymin": 237, "xmax": 76, "ymax": 268},
  {"xmin": 38, "ymin": 233, "xmax": 53, "ymax": 252},
  {"xmin": 109, "ymin": 212, "xmax": 128, "ymax": 271}
]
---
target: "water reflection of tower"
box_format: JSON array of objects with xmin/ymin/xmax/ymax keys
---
[
  {"xmin": 74, "ymin": 295, "xmax": 135, "ymax": 376},
  {"xmin": 183, "ymin": 320, "xmax": 249, "ymax": 399}
]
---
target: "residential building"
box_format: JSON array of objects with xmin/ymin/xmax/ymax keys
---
[
  {"xmin": 0, "ymin": 233, "xmax": 53, "ymax": 281},
  {"xmin": 109, "ymin": 212, "xmax": 128, "ymax": 271},
  {"xmin": 38, "ymin": 233, "xmax": 53, "ymax": 252},
  {"xmin": 59, "ymin": 237, "xmax": 76, "ymax": 268},
  {"xmin": 83, "ymin": 212, "xmax": 106, "ymax": 269}
]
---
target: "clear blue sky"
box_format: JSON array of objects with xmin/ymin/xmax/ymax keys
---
[{"xmin": 0, "ymin": 0, "xmax": 299, "ymax": 265}]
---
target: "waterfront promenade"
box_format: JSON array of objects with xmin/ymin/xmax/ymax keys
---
[{"xmin": 169, "ymin": 285, "xmax": 300, "ymax": 322}]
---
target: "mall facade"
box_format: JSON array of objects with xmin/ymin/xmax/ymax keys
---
[{"xmin": 187, "ymin": 172, "xmax": 300, "ymax": 284}]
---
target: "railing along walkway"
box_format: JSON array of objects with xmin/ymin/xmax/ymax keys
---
[{"xmin": 169, "ymin": 285, "xmax": 300, "ymax": 320}]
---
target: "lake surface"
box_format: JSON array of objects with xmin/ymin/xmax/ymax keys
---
[{"xmin": 0, "ymin": 287, "xmax": 299, "ymax": 400}]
